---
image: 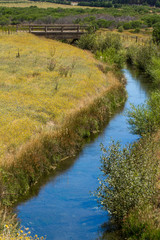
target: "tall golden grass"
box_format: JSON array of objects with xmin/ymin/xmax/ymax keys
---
[
  {"xmin": 0, "ymin": 33, "xmax": 107, "ymax": 163},
  {"xmin": 0, "ymin": 32, "xmax": 126, "ymax": 205}
]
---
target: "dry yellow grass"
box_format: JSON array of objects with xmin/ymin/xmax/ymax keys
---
[
  {"xmin": 0, "ymin": 0, "xmax": 98, "ymax": 8},
  {"xmin": 0, "ymin": 32, "xmax": 114, "ymax": 164},
  {"xmin": 98, "ymin": 29, "xmax": 152, "ymax": 47}
]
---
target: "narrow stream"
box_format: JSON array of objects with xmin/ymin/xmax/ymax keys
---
[{"xmin": 16, "ymin": 67, "xmax": 152, "ymax": 240}]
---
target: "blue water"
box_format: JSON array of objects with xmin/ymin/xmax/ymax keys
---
[{"xmin": 16, "ymin": 68, "xmax": 151, "ymax": 240}]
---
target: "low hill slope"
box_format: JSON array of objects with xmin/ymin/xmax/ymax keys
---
[{"xmin": 0, "ymin": 33, "xmax": 118, "ymax": 164}]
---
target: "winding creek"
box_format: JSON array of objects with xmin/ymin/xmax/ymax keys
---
[{"xmin": 15, "ymin": 67, "xmax": 152, "ymax": 239}]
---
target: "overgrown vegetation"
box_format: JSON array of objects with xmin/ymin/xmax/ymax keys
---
[
  {"xmin": 77, "ymin": 33, "xmax": 126, "ymax": 69},
  {"xmin": 96, "ymin": 138, "xmax": 158, "ymax": 222},
  {"xmin": 0, "ymin": 3, "xmax": 160, "ymax": 30},
  {"xmin": 127, "ymin": 91, "xmax": 160, "ymax": 135},
  {"xmin": 93, "ymin": 30, "xmax": 160, "ymax": 239},
  {"xmin": 126, "ymin": 43, "xmax": 160, "ymax": 87}
]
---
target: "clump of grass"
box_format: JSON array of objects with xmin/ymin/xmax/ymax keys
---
[
  {"xmin": 0, "ymin": 207, "xmax": 45, "ymax": 240},
  {"xmin": 0, "ymin": 225, "xmax": 45, "ymax": 240}
]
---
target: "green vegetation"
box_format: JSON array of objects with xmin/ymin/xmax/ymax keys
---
[
  {"xmin": 127, "ymin": 91, "xmax": 160, "ymax": 135},
  {"xmin": 96, "ymin": 138, "xmax": 158, "ymax": 222},
  {"xmin": 0, "ymin": 4, "xmax": 160, "ymax": 30},
  {"xmin": 126, "ymin": 44, "xmax": 160, "ymax": 87},
  {"xmin": 77, "ymin": 33, "xmax": 126, "ymax": 69},
  {"xmin": 29, "ymin": 0, "xmax": 160, "ymax": 7},
  {"xmin": 84, "ymin": 29, "xmax": 160, "ymax": 239},
  {"xmin": 153, "ymin": 22, "xmax": 160, "ymax": 44}
]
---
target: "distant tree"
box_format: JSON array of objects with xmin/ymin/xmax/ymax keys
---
[
  {"xmin": 156, "ymin": 0, "xmax": 160, "ymax": 6},
  {"xmin": 118, "ymin": 26, "xmax": 124, "ymax": 32},
  {"xmin": 152, "ymin": 23, "xmax": 160, "ymax": 44}
]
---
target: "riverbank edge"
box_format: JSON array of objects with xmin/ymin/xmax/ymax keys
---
[
  {"xmin": 121, "ymin": 132, "xmax": 160, "ymax": 239},
  {"xmin": 0, "ymin": 75, "xmax": 126, "ymax": 206},
  {"xmin": 119, "ymin": 50, "xmax": 160, "ymax": 238}
]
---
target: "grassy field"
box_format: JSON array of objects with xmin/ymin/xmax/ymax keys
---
[
  {"xmin": 0, "ymin": 0, "xmax": 98, "ymax": 8},
  {"xmin": 98, "ymin": 29, "xmax": 152, "ymax": 47},
  {"xmin": 0, "ymin": 32, "xmax": 116, "ymax": 165}
]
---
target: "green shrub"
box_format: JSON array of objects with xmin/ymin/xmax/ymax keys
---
[
  {"xmin": 123, "ymin": 22, "xmax": 132, "ymax": 30},
  {"xmin": 96, "ymin": 47, "xmax": 125, "ymax": 68},
  {"xmin": 123, "ymin": 205, "xmax": 160, "ymax": 240},
  {"xmin": 135, "ymin": 45, "xmax": 153, "ymax": 70},
  {"xmin": 133, "ymin": 27, "xmax": 140, "ymax": 33},
  {"xmin": 77, "ymin": 34, "xmax": 96, "ymax": 51},
  {"xmin": 77, "ymin": 33, "xmax": 123, "ymax": 68},
  {"xmin": 126, "ymin": 44, "xmax": 155, "ymax": 70},
  {"xmin": 131, "ymin": 20, "xmax": 142, "ymax": 29},
  {"xmin": 152, "ymin": 23, "xmax": 160, "ymax": 44},
  {"xmin": 127, "ymin": 91, "xmax": 160, "ymax": 136},
  {"xmin": 77, "ymin": 33, "xmax": 122, "ymax": 53},
  {"xmin": 126, "ymin": 45, "xmax": 138, "ymax": 65},
  {"xmin": 95, "ymin": 139, "xmax": 158, "ymax": 223},
  {"xmin": 118, "ymin": 26, "xmax": 124, "ymax": 32},
  {"xmin": 96, "ymin": 19, "xmax": 113, "ymax": 28},
  {"xmin": 148, "ymin": 56, "xmax": 160, "ymax": 87}
]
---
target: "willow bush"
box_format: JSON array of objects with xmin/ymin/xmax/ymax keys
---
[
  {"xmin": 127, "ymin": 90, "xmax": 160, "ymax": 136},
  {"xmin": 95, "ymin": 138, "xmax": 158, "ymax": 223}
]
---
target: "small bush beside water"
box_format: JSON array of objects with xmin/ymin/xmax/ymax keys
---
[
  {"xmin": 96, "ymin": 138, "xmax": 158, "ymax": 223},
  {"xmin": 127, "ymin": 91, "xmax": 160, "ymax": 136}
]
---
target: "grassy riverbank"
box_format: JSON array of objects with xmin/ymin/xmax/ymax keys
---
[
  {"xmin": 106, "ymin": 42, "xmax": 160, "ymax": 239},
  {"xmin": 76, "ymin": 32, "xmax": 160, "ymax": 239},
  {"xmin": 0, "ymin": 33, "xmax": 126, "ymax": 206}
]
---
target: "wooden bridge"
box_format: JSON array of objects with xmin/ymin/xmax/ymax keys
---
[{"xmin": 16, "ymin": 24, "xmax": 88, "ymax": 40}]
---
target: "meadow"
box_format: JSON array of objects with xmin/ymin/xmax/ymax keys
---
[
  {"xmin": 0, "ymin": 32, "xmax": 126, "ymax": 207},
  {"xmin": 0, "ymin": 0, "xmax": 96, "ymax": 9},
  {"xmin": 0, "ymin": 32, "xmax": 111, "ymax": 164}
]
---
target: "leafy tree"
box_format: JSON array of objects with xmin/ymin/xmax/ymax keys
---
[{"xmin": 152, "ymin": 23, "xmax": 160, "ymax": 44}]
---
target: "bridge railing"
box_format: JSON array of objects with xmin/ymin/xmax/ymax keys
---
[{"xmin": 16, "ymin": 24, "xmax": 89, "ymax": 33}]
